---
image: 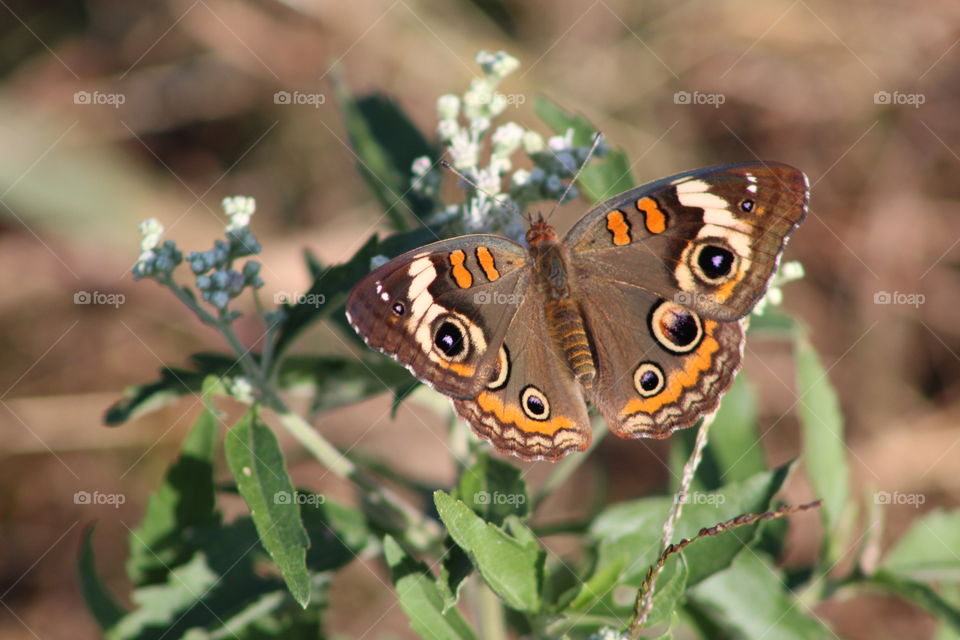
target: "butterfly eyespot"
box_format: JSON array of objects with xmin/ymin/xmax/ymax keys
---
[
  {"xmin": 392, "ymin": 302, "xmax": 405, "ymax": 315},
  {"xmin": 520, "ymin": 385, "xmax": 551, "ymax": 421},
  {"xmin": 689, "ymin": 240, "xmax": 740, "ymax": 286},
  {"xmin": 634, "ymin": 362, "xmax": 665, "ymax": 397},
  {"xmin": 649, "ymin": 300, "xmax": 703, "ymax": 354},
  {"xmin": 740, "ymin": 199, "xmax": 754, "ymax": 212},
  {"xmin": 432, "ymin": 315, "xmax": 471, "ymax": 362},
  {"xmin": 696, "ymin": 245, "xmax": 736, "ymax": 280},
  {"xmin": 487, "ymin": 345, "xmax": 510, "ymax": 390}
]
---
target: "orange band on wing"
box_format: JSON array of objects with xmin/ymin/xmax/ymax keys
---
[
  {"xmin": 437, "ymin": 360, "xmax": 475, "ymax": 376},
  {"xmin": 449, "ymin": 250, "xmax": 473, "ymax": 288},
  {"xmin": 621, "ymin": 320, "xmax": 720, "ymax": 415},
  {"xmin": 606, "ymin": 210, "xmax": 632, "ymax": 246},
  {"xmin": 475, "ymin": 246, "xmax": 500, "ymax": 281},
  {"xmin": 637, "ymin": 197, "xmax": 667, "ymax": 234},
  {"xmin": 477, "ymin": 391, "xmax": 575, "ymax": 436}
]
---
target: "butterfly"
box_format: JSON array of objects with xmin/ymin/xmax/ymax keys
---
[{"xmin": 346, "ymin": 162, "xmax": 808, "ymax": 461}]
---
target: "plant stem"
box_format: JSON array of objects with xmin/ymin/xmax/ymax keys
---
[{"xmin": 630, "ymin": 410, "xmax": 717, "ymax": 636}]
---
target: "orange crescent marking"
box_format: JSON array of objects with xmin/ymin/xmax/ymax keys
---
[
  {"xmin": 475, "ymin": 246, "xmax": 501, "ymax": 281},
  {"xmin": 449, "ymin": 250, "xmax": 473, "ymax": 288},
  {"xmin": 477, "ymin": 391, "xmax": 575, "ymax": 436},
  {"xmin": 606, "ymin": 210, "xmax": 632, "ymax": 246},
  {"xmin": 436, "ymin": 360, "xmax": 475, "ymax": 376},
  {"xmin": 637, "ymin": 197, "xmax": 667, "ymax": 234},
  {"xmin": 621, "ymin": 320, "xmax": 720, "ymax": 415}
]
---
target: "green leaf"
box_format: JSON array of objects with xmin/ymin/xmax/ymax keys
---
[
  {"xmin": 456, "ymin": 452, "xmax": 530, "ymax": 524},
  {"xmin": 566, "ymin": 555, "xmax": 628, "ymax": 613},
  {"xmin": 112, "ymin": 552, "xmax": 220, "ymax": 639},
  {"xmin": 225, "ymin": 408, "xmax": 311, "ymax": 607},
  {"xmin": 335, "ymin": 82, "xmax": 436, "ymax": 230},
  {"xmin": 382, "ymin": 535, "xmax": 479, "ymax": 640},
  {"xmin": 78, "ymin": 527, "xmax": 126, "ymax": 632},
  {"xmin": 691, "ymin": 552, "xmax": 834, "ymax": 639},
  {"xmin": 434, "ymin": 490, "xmax": 543, "ymax": 612},
  {"xmin": 299, "ymin": 496, "xmax": 372, "ymax": 573},
  {"xmin": 795, "ymin": 333, "xmax": 849, "ymax": 538},
  {"xmin": 590, "ymin": 464, "xmax": 792, "ymax": 589},
  {"xmin": 127, "ymin": 394, "xmax": 220, "ymax": 585},
  {"xmin": 867, "ymin": 570, "xmax": 960, "ymax": 634},
  {"xmin": 534, "ymin": 96, "xmax": 635, "ymax": 203},
  {"xmin": 882, "ymin": 509, "xmax": 960, "ymax": 581},
  {"xmin": 279, "ymin": 354, "xmax": 418, "ymax": 415}
]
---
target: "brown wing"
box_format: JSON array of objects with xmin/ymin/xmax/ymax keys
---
[
  {"xmin": 565, "ymin": 162, "xmax": 808, "ymax": 320},
  {"xmin": 345, "ymin": 236, "xmax": 529, "ymax": 398}
]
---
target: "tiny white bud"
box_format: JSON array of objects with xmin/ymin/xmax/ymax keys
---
[
  {"xmin": 780, "ymin": 260, "xmax": 805, "ymax": 282},
  {"xmin": 411, "ymin": 156, "xmax": 432, "ymax": 176},
  {"xmin": 437, "ymin": 119, "xmax": 460, "ymax": 141},
  {"xmin": 491, "ymin": 122, "xmax": 524, "ymax": 157},
  {"xmin": 223, "ymin": 196, "xmax": 256, "ymax": 231},
  {"xmin": 139, "ymin": 218, "xmax": 164, "ymax": 251},
  {"xmin": 511, "ymin": 169, "xmax": 532, "ymax": 188},
  {"xmin": 522, "ymin": 131, "xmax": 544, "ymax": 154},
  {"xmin": 437, "ymin": 94, "xmax": 460, "ymax": 120}
]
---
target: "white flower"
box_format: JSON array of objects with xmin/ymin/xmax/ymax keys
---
[
  {"xmin": 780, "ymin": 260, "xmax": 805, "ymax": 282},
  {"xmin": 437, "ymin": 94, "xmax": 460, "ymax": 120},
  {"xmin": 522, "ymin": 131, "xmax": 544, "ymax": 154},
  {"xmin": 223, "ymin": 196, "xmax": 256, "ymax": 231},
  {"xmin": 491, "ymin": 122, "xmax": 524, "ymax": 157},
  {"xmin": 437, "ymin": 118, "xmax": 460, "ymax": 142},
  {"xmin": 138, "ymin": 218, "xmax": 164, "ymax": 252},
  {"xmin": 411, "ymin": 156, "xmax": 432, "ymax": 177},
  {"xmin": 511, "ymin": 169, "xmax": 532, "ymax": 187}
]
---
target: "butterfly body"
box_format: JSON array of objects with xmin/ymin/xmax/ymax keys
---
[{"xmin": 346, "ymin": 162, "xmax": 809, "ymax": 461}]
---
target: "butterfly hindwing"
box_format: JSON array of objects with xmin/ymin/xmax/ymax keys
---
[
  {"xmin": 578, "ymin": 280, "xmax": 744, "ymax": 438},
  {"xmin": 566, "ymin": 162, "xmax": 808, "ymax": 320},
  {"xmin": 345, "ymin": 235, "xmax": 529, "ymax": 398},
  {"xmin": 453, "ymin": 286, "xmax": 592, "ymax": 461}
]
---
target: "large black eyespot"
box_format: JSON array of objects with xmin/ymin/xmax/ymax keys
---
[
  {"xmin": 634, "ymin": 362, "xmax": 665, "ymax": 397},
  {"xmin": 649, "ymin": 301, "xmax": 703, "ymax": 354},
  {"xmin": 520, "ymin": 385, "xmax": 550, "ymax": 421},
  {"xmin": 434, "ymin": 321, "xmax": 465, "ymax": 358},
  {"xmin": 697, "ymin": 245, "xmax": 735, "ymax": 280}
]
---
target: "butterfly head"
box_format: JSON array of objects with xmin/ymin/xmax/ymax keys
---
[{"xmin": 525, "ymin": 214, "xmax": 558, "ymax": 247}]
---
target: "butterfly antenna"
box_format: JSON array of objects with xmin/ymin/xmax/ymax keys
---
[
  {"xmin": 544, "ymin": 132, "xmax": 604, "ymax": 222},
  {"xmin": 439, "ymin": 160, "xmax": 524, "ymax": 219}
]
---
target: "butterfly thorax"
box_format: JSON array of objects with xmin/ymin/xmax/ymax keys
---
[{"xmin": 526, "ymin": 220, "xmax": 597, "ymax": 389}]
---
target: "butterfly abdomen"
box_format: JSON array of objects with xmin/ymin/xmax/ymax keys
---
[{"xmin": 546, "ymin": 298, "xmax": 596, "ymax": 388}]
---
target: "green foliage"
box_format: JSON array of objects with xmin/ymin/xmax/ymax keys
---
[{"xmin": 90, "ymin": 58, "xmax": 960, "ymax": 640}]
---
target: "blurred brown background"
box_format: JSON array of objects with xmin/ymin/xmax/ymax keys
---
[{"xmin": 1, "ymin": 0, "xmax": 958, "ymax": 638}]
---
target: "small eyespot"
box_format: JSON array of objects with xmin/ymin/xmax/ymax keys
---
[
  {"xmin": 431, "ymin": 315, "xmax": 472, "ymax": 362},
  {"xmin": 634, "ymin": 362, "xmax": 665, "ymax": 397},
  {"xmin": 649, "ymin": 301, "xmax": 703, "ymax": 354},
  {"xmin": 392, "ymin": 302, "xmax": 405, "ymax": 315},
  {"xmin": 520, "ymin": 385, "xmax": 550, "ymax": 421},
  {"xmin": 740, "ymin": 199, "xmax": 754, "ymax": 212}
]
